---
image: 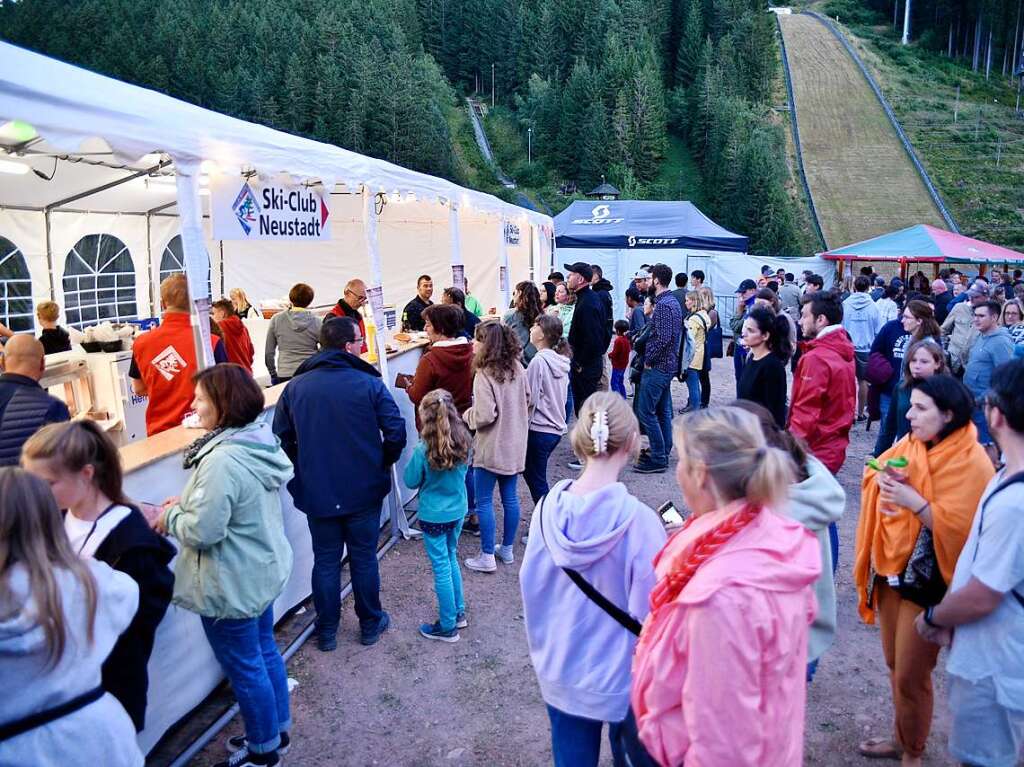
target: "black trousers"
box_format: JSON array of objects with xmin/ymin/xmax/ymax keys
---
[{"xmin": 570, "ymin": 359, "xmax": 603, "ymax": 416}]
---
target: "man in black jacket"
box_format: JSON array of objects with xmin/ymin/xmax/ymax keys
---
[
  {"xmin": 273, "ymin": 317, "xmax": 406, "ymax": 651},
  {"xmin": 566, "ymin": 262, "xmax": 612, "ymax": 415},
  {"xmin": 590, "ymin": 264, "xmax": 614, "ymax": 335},
  {"xmin": 0, "ymin": 335, "xmax": 69, "ymax": 465}
]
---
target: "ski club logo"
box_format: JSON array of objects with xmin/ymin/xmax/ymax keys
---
[
  {"xmin": 232, "ymin": 183, "xmax": 260, "ymax": 236},
  {"xmin": 151, "ymin": 345, "xmax": 188, "ymax": 381}
]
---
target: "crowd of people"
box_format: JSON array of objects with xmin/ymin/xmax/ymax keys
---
[{"xmin": 1, "ymin": 260, "xmax": 1023, "ymax": 767}]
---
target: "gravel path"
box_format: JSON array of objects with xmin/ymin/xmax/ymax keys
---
[{"xmin": 191, "ymin": 358, "xmax": 955, "ymax": 766}]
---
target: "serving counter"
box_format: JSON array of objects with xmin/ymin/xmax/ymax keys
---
[{"xmin": 130, "ymin": 339, "xmax": 427, "ymax": 754}]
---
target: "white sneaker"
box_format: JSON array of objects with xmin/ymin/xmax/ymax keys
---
[
  {"xmin": 464, "ymin": 553, "xmax": 497, "ymax": 573},
  {"xmin": 496, "ymin": 545, "xmax": 514, "ymax": 564}
]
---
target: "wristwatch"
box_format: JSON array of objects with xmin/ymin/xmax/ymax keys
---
[{"xmin": 923, "ymin": 606, "xmax": 942, "ymax": 628}]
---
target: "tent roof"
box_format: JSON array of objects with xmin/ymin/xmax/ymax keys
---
[
  {"xmin": 821, "ymin": 224, "xmax": 1024, "ymax": 265},
  {"xmin": 588, "ymin": 182, "xmax": 620, "ymax": 196},
  {"xmin": 553, "ymin": 200, "xmax": 747, "ymax": 252},
  {"xmin": 0, "ymin": 42, "xmax": 550, "ymax": 228}
]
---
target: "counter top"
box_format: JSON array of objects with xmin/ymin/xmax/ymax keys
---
[{"xmin": 119, "ymin": 339, "xmax": 429, "ymax": 474}]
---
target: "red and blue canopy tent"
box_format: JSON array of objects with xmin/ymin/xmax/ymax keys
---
[{"xmin": 820, "ymin": 224, "xmax": 1024, "ymax": 278}]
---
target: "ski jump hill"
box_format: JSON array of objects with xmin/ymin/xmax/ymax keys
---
[{"xmin": 777, "ymin": 11, "xmax": 954, "ymax": 249}]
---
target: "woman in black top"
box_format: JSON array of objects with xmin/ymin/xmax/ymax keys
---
[{"xmin": 736, "ymin": 306, "xmax": 793, "ymax": 428}]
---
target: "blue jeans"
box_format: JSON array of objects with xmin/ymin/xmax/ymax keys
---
[
  {"xmin": 523, "ymin": 430, "xmax": 562, "ymax": 502},
  {"xmin": 546, "ymin": 704, "xmax": 626, "ymax": 767},
  {"xmin": 637, "ymin": 368, "xmax": 674, "ymax": 466},
  {"xmin": 565, "ymin": 386, "xmax": 574, "ymax": 424},
  {"xmin": 201, "ymin": 606, "xmax": 291, "ymax": 754},
  {"xmin": 610, "ymin": 368, "xmax": 627, "ymax": 398},
  {"xmin": 829, "ymin": 521, "xmax": 839, "ymax": 573},
  {"xmin": 474, "ymin": 468, "xmax": 520, "ymax": 554},
  {"xmin": 423, "ymin": 520, "xmax": 465, "ymax": 632},
  {"xmin": 307, "ymin": 509, "xmax": 384, "ymax": 638},
  {"xmin": 685, "ymin": 368, "xmax": 701, "ymax": 410},
  {"xmin": 465, "ymin": 466, "xmax": 476, "ymax": 512}
]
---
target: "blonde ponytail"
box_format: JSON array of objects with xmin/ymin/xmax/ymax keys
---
[
  {"xmin": 674, "ymin": 407, "xmax": 794, "ymax": 508},
  {"xmin": 570, "ymin": 391, "xmax": 640, "ymax": 462}
]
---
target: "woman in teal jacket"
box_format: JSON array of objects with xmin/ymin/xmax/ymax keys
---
[{"xmin": 153, "ymin": 364, "xmax": 294, "ymax": 767}]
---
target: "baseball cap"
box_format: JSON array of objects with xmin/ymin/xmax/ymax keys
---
[
  {"xmin": 632, "ymin": 268, "xmax": 651, "ymax": 280},
  {"xmin": 735, "ymin": 279, "xmax": 757, "ymax": 293},
  {"xmin": 968, "ymin": 281, "xmax": 991, "ymax": 297},
  {"xmin": 564, "ymin": 262, "xmax": 594, "ymax": 282}
]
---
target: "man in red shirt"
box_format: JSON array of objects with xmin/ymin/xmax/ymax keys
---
[
  {"xmin": 130, "ymin": 274, "xmax": 207, "ymax": 436},
  {"xmin": 788, "ymin": 290, "xmax": 856, "ymax": 572},
  {"xmin": 211, "ymin": 299, "xmax": 255, "ymax": 373},
  {"xmin": 329, "ymin": 279, "xmax": 368, "ymax": 354}
]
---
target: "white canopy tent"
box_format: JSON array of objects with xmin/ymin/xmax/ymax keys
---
[{"xmin": 0, "ymin": 41, "xmax": 553, "ymax": 372}]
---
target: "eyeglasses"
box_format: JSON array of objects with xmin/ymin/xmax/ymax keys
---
[
  {"xmin": 345, "ymin": 289, "xmax": 368, "ymax": 301},
  {"xmin": 349, "ymin": 337, "xmax": 364, "ymax": 344}
]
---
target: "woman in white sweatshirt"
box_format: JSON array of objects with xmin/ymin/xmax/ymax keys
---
[{"xmin": 0, "ymin": 468, "xmax": 143, "ymax": 766}]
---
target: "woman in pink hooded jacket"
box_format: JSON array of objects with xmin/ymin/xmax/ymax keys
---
[{"xmin": 626, "ymin": 406, "xmax": 821, "ymax": 767}]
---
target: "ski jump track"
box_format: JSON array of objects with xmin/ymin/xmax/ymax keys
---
[{"xmin": 777, "ymin": 12, "xmax": 956, "ymax": 250}]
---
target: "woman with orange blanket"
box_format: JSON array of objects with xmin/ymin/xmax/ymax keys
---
[{"xmin": 855, "ymin": 375, "xmax": 993, "ymax": 767}]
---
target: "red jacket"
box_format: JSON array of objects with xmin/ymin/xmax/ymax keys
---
[
  {"xmin": 406, "ymin": 339, "xmax": 474, "ymax": 430},
  {"xmin": 330, "ymin": 300, "xmax": 368, "ymax": 354},
  {"xmin": 217, "ymin": 315, "xmax": 255, "ymax": 373},
  {"xmin": 787, "ymin": 327, "xmax": 856, "ymax": 474},
  {"xmin": 609, "ymin": 334, "xmax": 631, "ymax": 370}
]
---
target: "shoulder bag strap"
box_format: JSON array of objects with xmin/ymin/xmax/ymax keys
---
[
  {"xmin": 536, "ymin": 495, "xmax": 643, "ymax": 636},
  {"xmin": 975, "ymin": 471, "xmax": 1024, "ymax": 609}
]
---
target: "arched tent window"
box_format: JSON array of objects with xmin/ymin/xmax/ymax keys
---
[
  {"xmin": 0, "ymin": 237, "xmax": 33, "ymax": 332},
  {"xmin": 159, "ymin": 235, "xmax": 211, "ymax": 296},
  {"xmin": 62, "ymin": 234, "xmax": 137, "ymax": 328}
]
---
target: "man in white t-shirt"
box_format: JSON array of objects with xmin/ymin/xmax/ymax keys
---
[{"xmin": 917, "ymin": 357, "xmax": 1024, "ymax": 767}]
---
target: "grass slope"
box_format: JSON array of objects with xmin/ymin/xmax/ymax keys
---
[
  {"xmin": 820, "ymin": 3, "xmax": 1024, "ymax": 251},
  {"xmin": 778, "ymin": 13, "xmax": 947, "ymax": 248}
]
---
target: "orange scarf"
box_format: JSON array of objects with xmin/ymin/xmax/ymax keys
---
[{"xmin": 854, "ymin": 423, "xmax": 993, "ymax": 623}]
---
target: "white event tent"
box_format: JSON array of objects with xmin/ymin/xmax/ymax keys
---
[{"xmin": 0, "ymin": 41, "xmax": 553, "ymax": 373}]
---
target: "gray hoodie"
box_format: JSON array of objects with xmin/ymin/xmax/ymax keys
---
[
  {"xmin": 526, "ymin": 348, "xmax": 571, "ymax": 435},
  {"xmin": 265, "ymin": 308, "xmax": 321, "ymax": 379},
  {"xmin": 0, "ymin": 561, "xmax": 144, "ymax": 765},
  {"xmin": 964, "ymin": 325, "xmax": 1016, "ymax": 399},
  {"xmin": 785, "ymin": 456, "xmax": 845, "ymax": 662},
  {"xmin": 841, "ymin": 292, "xmax": 881, "ymax": 352}
]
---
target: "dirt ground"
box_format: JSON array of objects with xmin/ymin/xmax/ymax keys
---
[{"xmin": 190, "ymin": 358, "xmax": 957, "ymax": 767}]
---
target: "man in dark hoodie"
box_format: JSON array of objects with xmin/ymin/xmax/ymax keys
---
[
  {"xmin": 273, "ymin": 317, "xmax": 406, "ymax": 650},
  {"xmin": 590, "ymin": 264, "xmax": 614, "ymax": 337},
  {"xmin": 567, "ymin": 262, "xmax": 612, "ymax": 414}
]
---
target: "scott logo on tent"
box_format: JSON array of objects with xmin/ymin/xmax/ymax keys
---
[
  {"xmin": 572, "ymin": 204, "xmax": 624, "ymax": 225},
  {"xmin": 628, "ymin": 235, "xmax": 680, "ymax": 247}
]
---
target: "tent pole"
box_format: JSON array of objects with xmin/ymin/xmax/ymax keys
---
[
  {"xmin": 43, "ymin": 209, "xmax": 55, "ymax": 301},
  {"xmin": 174, "ymin": 171, "xmax": 215, "ymax": 370},
  {"xmin": 449, "ymin": 201, "xmax": 464, "ymax": 292},
  {"xmin": 46, "ymin": 159, "xmax": 171, "ymax": 211},
  {"xmin": 500, "ymin": 217, "xmax": 511, "ymax": 308},
  {"xmin": 219, "ymin": 241, "xmax": 225, "ymax": 298},
  {"xmin": 145, "ymin": 212, "xmax": 155, "ymax": 317},
  {"xmin": 362, "ymin": 187, "xmax": 417, "ymax": 542}
]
